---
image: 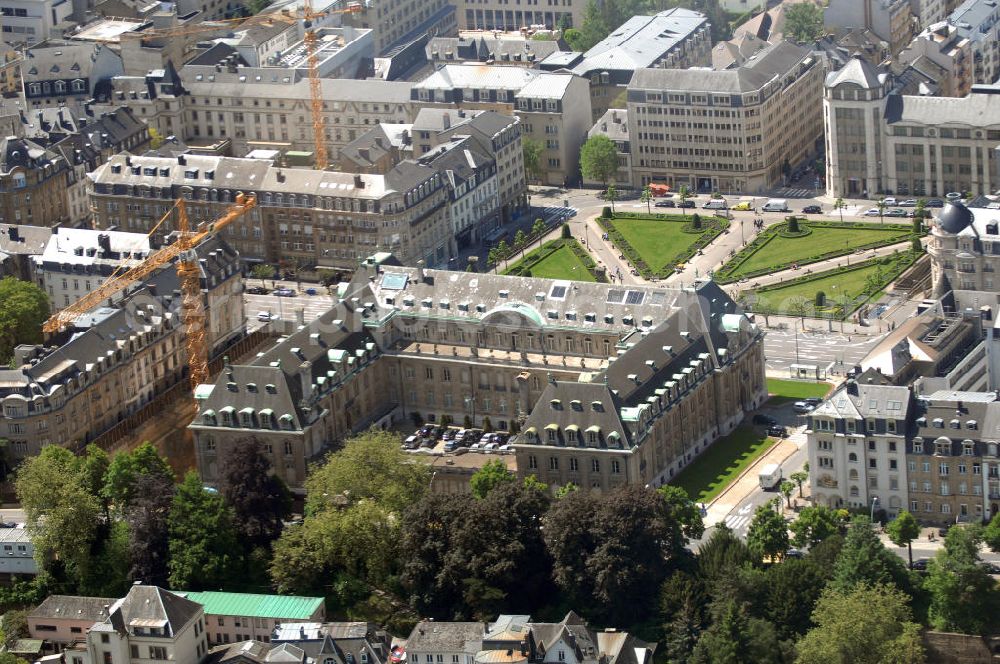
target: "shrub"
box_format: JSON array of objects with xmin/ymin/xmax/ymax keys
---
[
  {"xmin": 787, "ymin": 216, "xmax": 801, "ymax": 233},
  {"xmin": 815, "ymin": 291, "xmax": 826, "ymax": 307},
  {"xmin": 911, "ymin": 237, "xmax": 922, "ymax": 253},
  {"xmin": 692, "ymin": 214, "xmax": 702, "ymax": 229},
  {"xmin": 561, "ymin": 223, "xmax": 571, "ymax": 239},
  {"xmin": 523, "ymin": 268, "xmax": 532, "ymax": 277},
  {"xmin": 483, "ymin": 416, "xmax": 493, "ymax": 433},
  {"xmin": 464, "ymin": 415, "xmax": 473, "ymax": 429},
  {"xmin": 602, "ymin": 206, "xmax": 612, "ymax": 218}
]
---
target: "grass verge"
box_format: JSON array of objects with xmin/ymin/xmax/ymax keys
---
[
  {"xmin": 766, "ymin": 378, "xmax": 831, "ymax": 401},
  {"xmin": 670, "ymin": 426, "xmax": 778, "ymax": 503},
  {"xmin": 503, "ymin": 238, "xmax": 602, "ymax": 282}
]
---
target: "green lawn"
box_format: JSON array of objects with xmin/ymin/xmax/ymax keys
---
[
  {"xmin": 766, "ymin": 378, "xmax": 831, "ymax": 400},
  {"xmin": 670, "ymin": 426, "xmax": 778, "ymax": 503},
  {"xmin": 609, "ymin": 217, "xmax": 705, "ymax": 270},
  {"xmin": 726, "ymin": 224, "xmax": 912, "ymax": 280},
  {"xmin": 504, "ymin": 240, "xmax": 596, "ymax": 282},
  {"xmin": 751, "ymin": 260, "xmax": 893, "ymax": 314}
]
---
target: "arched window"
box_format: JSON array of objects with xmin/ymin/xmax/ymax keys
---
[
  {"xmin": 849, "ymin": 486, "xmax": 859, "ymax": 497},
  {"xmin": 849, "ymin": 452, "xmax": 858, "ymax": 462}
]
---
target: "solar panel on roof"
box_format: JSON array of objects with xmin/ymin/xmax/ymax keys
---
[
  {"xmin": 607, "ymin": 289, "xmax": 625, "ymax": 303},
  {"xmin": 625, "ymin": 290, "xmax": 645, "ymax": 305},
  {"xmin": 380, "ymin": 273, "xmax": 408, "ymax": 290},
  {"xmin": 550, "ymin": 285, "xmax": 567, "ymax": 298}
]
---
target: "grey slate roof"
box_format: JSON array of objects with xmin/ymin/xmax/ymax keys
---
[
  {"xmin": 181, "ymin": 73, "xmax": 414, "ymax": 104},
  {"xmin": 29, "ymin": 595, "xmax": 116, "ymax": 622},
  {"xmin": 949, "ymin": 0, "xmax": 1000, "ymax": 42},
  {"xmin": 107, "ymin": 585, "xmax": 202, "ymax": 637},
  {"xmin": 405, "ymin": 622, "xmax": 485, "ymax": 653},
  {"xmin": 824, "ymin": 56, "xmax": 884, "ymax": 88},
  {"xmin": 426, "ymin": 36, "xmax": 563, "ymax": 64},
  {"xmin": 628, "ymin": 40, "xmax": 810, "ymax": 93},
  {"xmin": 883, "ymin": 85, "xmax": 1000, "ymax": 125},
  {"xmin": 571, "ymin": 8, "xmax": 708, "ymax": 76}
]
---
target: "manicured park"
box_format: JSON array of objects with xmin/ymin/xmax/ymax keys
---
[
  {"xmin": 599, "ymin": 213, "xmax": 728, "ymax": 279},
  {"xmin": 766, "ymin": 378, "xmax": 831, "ymax": 401},
  {"xmin": 670, "ymin": 426, "xmax": 778, "ymax": 503},
  {"xmin": 748, "ymin": 252, "xmax": 919, "ymax": 317},
  {"xmin": 503, "ymin": 239, "xmax": 598, "ymax": 282},
  {"xmin": 718, "ymin": 220, "xmax": 917, "ymax": 283}
]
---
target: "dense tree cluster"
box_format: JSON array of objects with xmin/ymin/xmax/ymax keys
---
[{"xmin": 14, "ymin": 440, "xmax": 288, "ymax": 601}]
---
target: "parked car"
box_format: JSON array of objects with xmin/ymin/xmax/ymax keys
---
[
  {"xmin": 256, "ymin": 311, "xmax": 275, "ymax": 322},
  {"xmin": 246, "ymin": 286, "xmax": 270, "ymax": 295},
  {"xmin": 442, "ymin": 428, "xmax": 456, "ymax": 441},
  {"xmin": 926, "ymin": 198, "xmax": 945, "ymax": 208},
  {"xmin": 785, "ymin": 549, "xmax": 805, "ymax": 559},
  {"xmin": 912, "ymin": 558, "xmax": 930, "ymax": 571},
  {"xmin": 479, "ymin": 434, "xmax": 493, "ymax": 445},
  {"xmin": 419, "ymin": 438, "xmax": 435, "ymax": 449},
  {"xmin": 899, "ymin": 199, "xmax": 917, "ymax": 207},
  {"xmin": 484, "ymin": 442, "xmax": 499, "ymax": 453},
  {"xmin": 731, "ymin": 201, "xmax": 753, "ymax": 211},
  {"xmin": 654, "ymin": 200, "xmax": 675, "ymax": 208},
  {"xmin": 886, "ymin": 208, "xmax": 908, "ymax": 217},
  {"xmin": 274, "ymin": 288, "xmax": 296, "ymax": 297},
  {"xmin": 767, "ymin": 425, "xmax": 789, "ymax": 438},
  {"xmin": 752, "ymin": 413, "xmax": 778, "ymax": 426},
  {"xmin": 443, "ymin": 441, "xmax": 458, "ymax": 452},
  {"xmin": 793, "ymin": 401, "xmax": 815, "ymax": 414},
  {"xmin": 403, "ymin": 435, "xmax": 420, "ymax": 450},
  {"xmin": 305, "ymin": 288, "xmax": 318, "ymax": 296},
  {"xmin": 882, "ymin": 197, "xmax": 898, "ymax": 206},
  {"xmin": 678, "ymin": 200, "xmax": 696, "ymax": 208},
  {"xmin": 863, "ymin": 208, "xmax": 881, "ymax": 216},
  {"xmin": 470, "ymin": 442, "xmax": 484, "ymax": 452},
  {"xmin": 702, "ymin": 199, "xmax": 728, "ymax": 210},
  {"xmin": 801, "ymin": 205, "xmax": 822, "ymax": 214},
  {"xmin": 498, "ymin": 444, "xmax": 515, "ymax": 454}
]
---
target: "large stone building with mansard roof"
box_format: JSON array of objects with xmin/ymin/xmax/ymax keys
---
[{"xmin": 190, "ymin": 253, "xmax": 766, "ymax": 493}]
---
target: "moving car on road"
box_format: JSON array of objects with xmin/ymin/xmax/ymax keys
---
[
  {"xmin": 655, "ymin": 200, "xmax": 675, "ymax": 208},
  {"xmin": 801, "ymin": 205, "xmax": 822, "ymax": 214},
  {"xmin": 274, "ymin": 288, "xmax": 297, "ymax": 297},
  {"xmin": 731, "ymin": 201, "xmax": 753, "ymax": 211}
]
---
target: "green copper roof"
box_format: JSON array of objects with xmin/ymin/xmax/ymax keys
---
[{"xmin": 178, "ymin": 591, "xmax": 323, "ymax": 619}]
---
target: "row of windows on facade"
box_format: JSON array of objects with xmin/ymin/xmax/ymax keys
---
[
  {"xmin": 908, "ymin": 500, "xmax": 982, "ymax": 515},
  {"xmin": 26, "ymin": 80, "xmax": 86, "ymax": 96},
  {"xmin": 202, "ymin": 438, "xmax": 295, "ymax": 455},
  {"xmin": 526, "ymin": 454, "xmax": 622, "ymax": 473}
]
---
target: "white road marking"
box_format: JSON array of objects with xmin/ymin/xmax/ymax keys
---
[{"xmin": 725, "ymin": 515, "xmax": 750, "ymax": 531}]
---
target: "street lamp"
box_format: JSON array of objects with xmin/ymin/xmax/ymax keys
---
[{"xmin": 870, "ymin": 495, "xmax": 880, "ymax": 522}]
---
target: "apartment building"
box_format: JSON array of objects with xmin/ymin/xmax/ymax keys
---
[
  {"xmin": 411, "ymin": 65, "xmax": 591, "ymax": 186},
  {"xmin": 927, "ymin": 201, "xmax": 1000, "ymax": 291},
  {"xmin": 344, "ymin": 108, "xmax": 527, "ymax": 229},
  {"xmin": 21, "ymin": 42, "xmax": 124, "ymax": 112},
  {"xmin": 406, "ymin": 613, "xmax": 654, "ymax": 664},
  {"xmin": 84, "ymin": 585, "xmax": 209, "ymax": 664},
  {"xmin": 175, "ymin": 592, "xmax": 324, "ymax": 647},
  {"xmin": 824, "ymin": 57, "xmax": 1000, "ymax": 198},
  {"xmin": 0, "ymin": 0, "xmax": 72, "ymax": 45},
  {"xmin": 0, "ymin": 235, "xmax": 243, "ymax": 460},
  {"xmin": 570, "ymin": 9, "xmax": 712, "ymax": 122},
  {"xmin": 454, "ymin": 0, "xmax": 584, "ymax": 31},
  {"xmin": 34, "ymin": 228, "xmax": 152, "ymax": 311},
  {"xmin": 29, "ymin": 595, "xmax": 116, "ymax": 650},
  {"xmin": 0, "ymin": 135, "xmax": 70, "ymax": 227},
  {"xmin": 948, "ymin": 0, "xmax": 1000, "ymax": 86},
  {"xmin": 338, "ymin": 0, "xmax": 456, "ymax": 56},
  {"xmin": 807, "ymin": 379, "xmax": 913, "ymax": 517},
  {"xmin": 270, "ymin": 622, "xmax": 391, "ymax": 664},
  {"xmin": 190, "ymin": 254, "xmax": 766, "ymax": 492},
  {"xmin": 0, "ymin": 41, "xmax": 21, "ymax": 94},
  {"xmin": 898, "ymin": 22, "xmax": 974, "ymax": 98},
  {"xmin": 627, "ymin": 40, "xmax": 823, "ymax": 194},
  {"xmin": 425, "ymin": 34, "xmax": 565, "ymax": 69},
  {"xmin": 824, "ymin": 0, "xmax": 915, "ymax": 55},
  {"xmin": 179, "ymin": 71, "xmax": 417, "ymax": 165},
  {"xmin": 89, "ymin": 152, "xmax": 453, "ymax": 269}
]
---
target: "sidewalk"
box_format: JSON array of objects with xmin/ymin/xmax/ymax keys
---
[{"xmin": 704, "ymin": 435, "xmax": 802, "ymax": 527}]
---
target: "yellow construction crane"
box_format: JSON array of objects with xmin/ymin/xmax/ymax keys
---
[
  {"xmin": 118, "ymin": 2, "xmax": 362, "ymax": 169},
  {"xmin": 43, "ymin": 194, "xmax": 257, "ymax": 394}
]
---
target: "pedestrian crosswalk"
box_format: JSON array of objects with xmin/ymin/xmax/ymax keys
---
[
  {"xmin": 724, "ymin": 514, "xmax": 751, "ymax": 533},
  {"xmin": 771, "ymin": 187, "xmax": 818, "ymax": 198}
]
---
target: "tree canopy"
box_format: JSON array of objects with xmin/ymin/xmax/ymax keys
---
[
  {"xmin": 830, "ymin": 516, "xmax": 908, "ymax": 593},
  {"xmin": 784, "ymin": 2, "xmax": 824, "ymax": 42},
  {"xmin": 522, "ymin": 138, "xmax": 544, "ymax": 182},
  {"xmin": 746, "ymin": 502, "xmax": 789, "ymax": 561},
  {"xmin": 790, "ymin": 506, "xmax": 843, "ymax": 549},
  {"xmin": 796, "ymin": 584, "xmax": 925, "ymax": 664},
  {"xmin": 925, "ymin": 525, "xmax": 1000, "ymax": 634},
  {"xmin": 218, "ymin": 437, "xmax": 291, "ymax": 550},
  {"xmin": 0, "ymin": 278, "xmax": 48, "ymax": 364},
  {"xmin": 579, "ymin": 135, "xmax": 619, "ymax": 186},
  {"xmin": 167, "ymin": 472, "xmax": 238, "ymax": 590}
]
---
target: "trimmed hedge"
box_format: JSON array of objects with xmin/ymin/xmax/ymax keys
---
[
  {"xmin": 716, "ymin": 219, "xmax": 921, "ymax": 284},
  {"xmin": 599, "ymin": 212, "xmax": 729, "ymax": 280},
  {"xmin": 749, "ymin": 250, "xmax": 922, "ymax": 319},
  {"xmin": 504, "ymin": 238, "xmax": 608, "ymax": 282}
]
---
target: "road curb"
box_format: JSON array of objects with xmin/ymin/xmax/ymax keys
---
[{"xmin": 706, "ymin": 436, "xmax": 800, "ymax": 513}]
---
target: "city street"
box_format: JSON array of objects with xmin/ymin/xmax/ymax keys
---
[{"xmin": 762, "ymin": 328, "xmax": 879, "ymax": 374}]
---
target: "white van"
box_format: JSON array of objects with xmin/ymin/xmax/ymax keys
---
[
  {"xmin": 702, "ymin": 199, "xmax": 728, "ymax": 210},
  {"xmin": 762, "ymin": 199, "xmax": 790, "ymax": 212},
  {"xmin": 759, "ymin": 463, "xmax": 782, "ymax": 490}
]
